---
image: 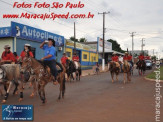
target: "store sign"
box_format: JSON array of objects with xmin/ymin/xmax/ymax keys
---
[
  {"xmin": 66, "ymin": 39, "xmax": 93, "ymax": 51},
  {"xmin": 11, "ymin": 22, "xmax": 64, "ymax": 46},
  {"xmin": 97, "ymin": 37, "xmax": 112, "ymax": 52},
  {"xmin": 0, "ymin": 27, "xmax": 11, "ymax": 37}
]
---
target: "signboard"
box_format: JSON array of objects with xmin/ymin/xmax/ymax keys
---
[
  {"xmin": 11, "ymin": 22, "xmax": 64, "ymax": 46},
  {"xmin": 66, "ymin": 40, "xmax": 97, "ymax": 52},
  {"xmin": 2, "ymin": 105, "xmax": 33, "ymax": 121},
  {"xmin": 97, "ymin": 37, "xmax": 112, "ymax": 52},
  {"xmin": 0, "ymin": 27, "xmax": 11, "ymax": 37}
]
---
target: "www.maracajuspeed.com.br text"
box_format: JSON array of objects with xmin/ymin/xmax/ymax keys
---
[{"xmin": 3, "ymin": 12, "xmax": 94, "ymax": 20}]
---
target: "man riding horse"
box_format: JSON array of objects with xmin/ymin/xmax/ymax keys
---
[
  {"xmin": 111, "ymin": 52, "xmax": 120, "ymax": 69},
  {"xmin": 40, "ymin": 38, "xmax": 58, "ymax": 85},
  {"xmin": 72, "ymin": 52, "xmax": 80, "ymax": 69},
  {"xmin": 123, "ymin": 52, "xmax": 133, "ymax": 70},
  {"xmin": 1, "ymin": 45, "xmax": 15, "ymax": 64}
]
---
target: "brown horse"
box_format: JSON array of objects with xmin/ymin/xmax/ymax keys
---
[
  {"xmin": 21, "ymin": 56, "xmax": 66, "ymax": 103},
  {"xmin": 122, "ymin": 60, "xmax": 131, "ymax": 84},
  {"xmin": 109, "ymin": 61, "xmax": 120, "ymax": 83}
]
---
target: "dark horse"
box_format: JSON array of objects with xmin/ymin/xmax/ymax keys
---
[
  {"xmin": 137, "ymin": 60, "xmax": 146, "ymax": 75},
  {"xmin": 109, "ymin": 61, "xmax": 120, "ymax": 83},
  {"xmin": 21, "ymin": 56, "xmax": 66, "ymax": 103},
  {"xmin": 66, "ymin": 59, "xmax": 81, "ymax": 82}
]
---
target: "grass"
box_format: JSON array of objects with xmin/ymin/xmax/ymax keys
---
[{"xmin": 146, "ymin": 65, "xmax": 163, "ymax": 80}]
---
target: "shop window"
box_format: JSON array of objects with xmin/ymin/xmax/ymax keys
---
[
  {"xmin": 83, "ymin": 54, "xmax": 87, "ymax": 59},
  {"xmin": 94, "ymin": 57, "xmax": 96, "ymax": 61},
  {"xmin": 66, "ymin": 52, "xmax": 71, "ymax": 57}
]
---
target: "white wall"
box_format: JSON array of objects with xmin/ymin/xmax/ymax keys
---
[{"xmin": 0, "ymin": 38, "xmax": 13, "ymax": 58}]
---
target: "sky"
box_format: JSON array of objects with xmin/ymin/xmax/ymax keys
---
[{"xmin": 0, "ymin": 0, "xmax": 163, "ymax": 58}]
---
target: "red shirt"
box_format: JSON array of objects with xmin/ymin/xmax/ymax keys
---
[
  {"xmin": 1, "ymin": 51, "xmax": 15, "ymax": 62},
  {"xmin": 112, "ymin": 56, "xmax": 119, "ymax": 62},
  {"xmin": 20, "ymin": 51, "xmax": 33, "ymax": 60},
  {"xmin": 61, "ymin": 56, "xmax": 68, "ymax": 65},
  {"xmin": 138, "ymin": 55, "xmax": 144, "ymax": 60},
  {"xmin": 72, "ymin": 56, "xmax": 79, "ymax": 62},
  {"xmin": 145, "ymin": 56, "xmax": 150, "ymax": 60},
  {"xmin": 123, "ymin": 56, "xmax": 129, "ymax": 61},
  {"xmin": 128, "ymin": 55, "xmax": 132, "ymax": 61}
]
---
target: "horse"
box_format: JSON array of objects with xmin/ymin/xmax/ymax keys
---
[
  {"xmin": 137, "ymin": 60, "xmax": 146, "ymax": 75},
  {"xmin": 0, "ymin": 64, "xmax": 23, "ymax": 103},
  {"xmin": 109, "ymin": 61, "xmax": 120, "ymax": 83},
  {"xmin": 122, "ymin": 60, "xmax": 131, "ymax": 84},
  {"xmin": 73, "ymin": 61, "xmax": 81, "ymax": 81},
  {"xmin": 21, "ymin": 56, "xmax": 66, "ymax": 103},
  {"xmin": 66, "ymin": 59, "xmax": 81, "ymax": 82}
]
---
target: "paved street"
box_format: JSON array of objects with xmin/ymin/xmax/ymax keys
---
[{"xmin": 0, "ymin": 69, "xmax": 162, "ymax": 122}]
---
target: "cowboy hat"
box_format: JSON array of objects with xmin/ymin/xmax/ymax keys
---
[
  {"xmin": 24, "ymin": 44, "xmax": 31, "ymax": 47},
  {"xmin": 4, "ymin": 45, "xmax": 10, "ymax": 49}
]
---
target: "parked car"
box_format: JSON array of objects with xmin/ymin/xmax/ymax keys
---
[{"xmin": 145, "ymin": 60, "xmax": 153, "ymax": 69}]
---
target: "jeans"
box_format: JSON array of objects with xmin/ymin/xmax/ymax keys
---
[{"xmin": 43, "ymin": 60, "xmax": 58, "ymax": 79}]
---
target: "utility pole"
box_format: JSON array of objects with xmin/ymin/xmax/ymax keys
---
[
  {"xmin": 74, "ymin": 22, "xmax": 76, "ymax": 53},
  {"xmin": 141, "ymin": 38, "xmax": 145, "ymax": 52},
  {"xmin": 129, "ymin": 32, "xmax": 136, "ymax": 62},
  {"xmin": 153, "ymin": 49, "xmax": 154, "ymax": 56},
  {"xmin": 98, "ymin": 11, "xmax": 110, "ymax": 71}
]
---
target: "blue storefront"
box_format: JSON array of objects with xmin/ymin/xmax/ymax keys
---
[{"xmin": 0, "ymin": 21, "xmax": 65, "ymax": 61}]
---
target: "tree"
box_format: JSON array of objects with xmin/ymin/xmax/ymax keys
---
[
  {"xmin": 107, "ymin": 39, "xmax": 125, "ymax": 53},
  {"xmin": 79, "ymin": 38, "xmax": 87, "ymax": 42},
  {"xmin": 70, "ymin": 36, "xmax": 78, "ymax": 42}
]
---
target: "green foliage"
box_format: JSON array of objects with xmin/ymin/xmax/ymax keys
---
[
  {"xmin": 79, "ymin": 38, "xmax": 87, "ymax": 42},
  {"xmin": 70, "ymin": 36, "xmax": 78, "ymax": 42},
  {"xmin": 107, "ymin": 39, "xmax": 125, "ymax": 53}
]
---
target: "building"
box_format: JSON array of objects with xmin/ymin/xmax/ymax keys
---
[
  {"xmin": 82, "ymin": 37, "xmax": 124, "ymax": 64},
  {"xmin": 0, "ymin": 21, "xmax": 98, "ymax": 66},
  {"xmin": 0, "ymin": 21, "xmax": 65, "ymax": 61},
  {"xmin": 65, "ymin": 40, "xmax": 98, "ymax": 66}
]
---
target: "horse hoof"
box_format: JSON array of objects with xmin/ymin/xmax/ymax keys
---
[
  {"xmin": 30, "ymin": 93, "xmax": 34, "ymax": 98},
  {"xmin": 14, "ymin": 91, "xmax": 18, "ymax": 95},
  {"xmin": 19, "ymin": 98, "xmax": 23, "ymax": 102},
  {"xmin": 1, "ymin": 100, "xmax": 6, "ymax": 104}
]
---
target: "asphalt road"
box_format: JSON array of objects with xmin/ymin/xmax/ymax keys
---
[{"xmin": 0, "ymin": 69, "xmax": 162, "ymax": 122}]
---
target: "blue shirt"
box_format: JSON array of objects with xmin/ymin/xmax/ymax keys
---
[{"xmin": 43, "ymin": 45, "xmax": 56, "ymax": 60}]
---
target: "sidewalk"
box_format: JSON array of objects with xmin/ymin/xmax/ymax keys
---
[{"xmin": 82, "ymin": 65, "xmax": 109, "ymax": 76}]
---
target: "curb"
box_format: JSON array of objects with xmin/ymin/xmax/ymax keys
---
[{"xmin": 144, "ymin": 77, "xmax": 163, "ymax": 82}]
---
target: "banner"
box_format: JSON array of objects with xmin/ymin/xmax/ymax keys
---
[
  {"xmin": 97, "ymin": 37, "xmax": 112, "ymax": 53},
  {"xmin": 0, "ymin": 27, "xmax": 11, "ymax": 37},
  {"xmin": 11, "ymin": 21, "xmax": 64, "ymax": 46}
]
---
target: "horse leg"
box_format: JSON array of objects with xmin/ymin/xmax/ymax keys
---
[
  {"xmin": 2, "ymin": 82, "xmax": 12, "ymax": 104},
  {"xmin": 18, "ymin": 81, "xmax": 24, "ymax": 102},
  {"xmin": 62, "ymin": 77, "xmax": 66, "ymax": 99},
  {"xmin": 13, "ymin": 82, "xmax": 19, "ymax": 95},
  {"xmin": 38, "ymin": 84, "xmax": 46, "ymax": 104},
  {"xmin": 116, "ymin": 73, "xmax": 118, "ymax": 82},
  {"xmin": 123, "ymin": 73, "xmax": 126, "ymax": 84},
  {"xmin": 29, "ymin": 76, "xmax": 37, "ymax": 97},
  {"xmin": 111, "ymin": 73, "xmax": 114, "ymax": 83}
]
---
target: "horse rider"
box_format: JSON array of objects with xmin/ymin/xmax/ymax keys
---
[
  {"xmin": 111, "ymin": 52, "xmax": 120, "ymax": 69},
  {"xmin": 123, "ymin": 52, "xmax": 132, "ymax": 70},
  {"xmin": 1, "ymin": 45, "xmax": 15, "ymax": 64},
  {"xmin": 40, "ymin": 38, "xmax": 58, "ymax": 85},
  {"xmin": 72, "ymin": 52, "xmax": 81, "ymax": 69},
  {"xmin": 19, "ymin": 44, "xmax": 34, "ymax": 61},
  {"xmin": 60, "ymin": 53, "xmax": 68, "ymax": 68},
  {"xmin": 136, "ymin": 53, "xmax": 145, "ymax": 68},
  {"xmin": 118, "ymin": 55, "xmax": 123, "ymax": 72},
  {"xmin": 13, "ymin": 52, "xmax": 19, "ymax": 64},
  {"xmin": 128, "ymin": 53, "xmax": 133, "ymax": 67}
]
